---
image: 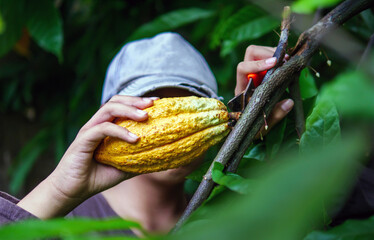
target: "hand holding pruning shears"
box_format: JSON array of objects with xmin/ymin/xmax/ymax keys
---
[{"xmin": 230, "ymin": 45, "xmax": 294, "ymax": 136}]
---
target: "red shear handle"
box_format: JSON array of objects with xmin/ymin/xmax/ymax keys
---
[{"xmin": 247, "ymin": 70, "xmax": 267, "ymax": 88}]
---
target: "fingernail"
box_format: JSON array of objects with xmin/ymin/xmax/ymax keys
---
[
  {"xmin": 281, "ymin": 99, "xmax": 294, "ymax": 112},
  {"xmin": 142, "ymin": 98, "xmax": 152, "ymax": 103},
  {"xmin": 265, "ymin": 57, "xmax": 276, "ymax": 65},
  {"xmin": 285, "ymin": 54, "xmax": 290, "ymax": 59},
  {"xmin": 136, "ymin": 109, "xmax": 147, "ymax": 116},
  {"xmin": 143, "ymin": 97, "xmax": 159, "ymax": 103},
  {"xmin": 128, "ymin": 132, "xmax": 139, "ymax": 140}
]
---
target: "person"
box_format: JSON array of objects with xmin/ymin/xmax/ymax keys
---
[{"xmin": 0, "ymin": 33, "xmax": 294, "ymax": 236}]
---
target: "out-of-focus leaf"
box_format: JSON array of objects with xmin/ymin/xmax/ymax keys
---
[
  {"xmin": 2, "ymin": 78, "xmax": 19, "ymax": 109},
  {"xmin": 127, "ymin": 8, "xmax": 215, "ymax": 41},
  {"xmin": 227, "ymin": 16, "xmax": 278, "ymax": 42},
  {"xmin": 237, "ymin": 143, "xmax": 267, "ymax": 177},
  {"xmin": 212, "ymin": 162, "xmax": 254, "ymax": 194},
  {"xmin": 187, "ymin": 144, "xmax": 221, "ymax": 182},
  {"xmin": 9, "ymin": 129, "xmax": 51, "ymax": 194},
  {"xmin": 209, "ymin": 5, "xmax": 236, "ymax": 49},
  {"xmin": 173, "ymin": 136, "xmax": 364, "ymax": 240},
  {"xmin": 186, "ymin": 160, "xmax": 211, "ymax": 182},
  {"xmin": 55, "ymin": 121, "xmax": 66, "ymax": 162},
  {"xmin": 266, "ymin": 118, "xmax": 287, "ymax": 160},
  {"xmin": 211, "ymin": 5, "xmax": 265, "ymax": 48},
  {"xmin": 220, "ymin": 40, "xmax": 238, "ymax": 57},
  {"xmin": 299, "ymin": 100, "xmax": 340, "ymax": 152},
  {"xmin": 206, "ymin": 185, "xmax": 227, "ymax": 202},
  {"xmin": 304, "ymin": 215, "xmax": 374, "ymax": 240},
  {"xmin": 299, "ymin": 68, "xmax": 318, "ymax": 99},
  {"xmin": 221, "ymin": 16, "xmax": 279, "ymax": 56},
  {"xmin": 320, "ymin": 70, "xmax": 374, "ymax": 119},
  {"xmin": 0, "ymin": 11, "xmax": 4, "ymax": 34},
  {"xmin": 0, "ymin": 218, "xmax": 141, "ymax": 240},
  {"xmin": 66, "ymin": 236, "xmax": 137, "ymax": 240},
  {"xmin": 184, "ymin": 178, "xmax": 200, "ymax": 196},
  {"xmin": 26, "ymin": 0, "xmax": 63, "ymax": 61},
  {"xmin": 293, "ymin": 0, "xmax": 343, "ymax": 14},
  {"xmin": 242, "ymin": 143, "xmax": 266, "ymax": 161},
  {"xmin": 0, "ymin": 0, "xmax": 25, "ymax": 57},
  {"xmin": 361, "ymin": 9, "xmax": 374, "ymax": 31}
]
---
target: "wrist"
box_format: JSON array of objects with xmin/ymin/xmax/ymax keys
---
[{"xmin": 17, "ymin": 176, "xmax": 85, "ymax": 219}]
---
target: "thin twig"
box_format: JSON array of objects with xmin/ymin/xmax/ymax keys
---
[
  {"xmin": 172, "ymin": 0, "xmax": 373, "ymax": 232},
  {"xmin": 263, "ymin": 6, "xmax": 291, "ymax": 83},
  {"xmin": 289, "ymin": 73, "xmax": 305, "ymax": 138},
  {"xmin": 358, "ymin": 33, "xmax": 374, "ymax": 69},
  {"xmin": 313, "ymin": 8, "xmax": 324, "ymax": 25}
]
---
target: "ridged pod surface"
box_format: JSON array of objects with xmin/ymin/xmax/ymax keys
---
[{"xmin": 94, "ymin": 96, "xmax": 231, "ymax": 174}]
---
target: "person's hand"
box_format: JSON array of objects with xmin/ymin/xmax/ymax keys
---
[
  {"xmin": 17, "ymin": 95, "xmax": 157, "ymax": 219},
  {"xmin": 235, "ymin": 45, "xmax": 294, "ymax": 137}
]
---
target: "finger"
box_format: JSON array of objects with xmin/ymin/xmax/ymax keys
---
[
  {"xmin": 244, "ymin": 45, "xmax": 276, "ymax": 61},
  {"xmin": 235, "ymin": 57, "xmax": 277, "ymax": 95},
  {"xmin": 108, "ymin": 95, "xmax": 158, "ymax": 109},
  {"xmin": 79, "ymin": 122, "xmax": 139, "ymax": 150},
  {"xmin": 255, "ymin": 99, "xmax": 294, "ymax": 139},
  {"xmin": 82, "ymin": 103, "xmax": 149, "ymax": 131}
]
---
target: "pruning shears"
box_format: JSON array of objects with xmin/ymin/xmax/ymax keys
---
[{"xmin": 227, "ymin": 70, "xmax": 267, "ymax": 113}]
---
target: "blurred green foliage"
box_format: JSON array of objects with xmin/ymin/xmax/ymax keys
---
[
  {"xmin": 0, "ymin": 217, "xmax": 141, "ymax": 240},
  {"xmin": 1, "ymin": 0, "xmax": 374, "ymax": 239}
]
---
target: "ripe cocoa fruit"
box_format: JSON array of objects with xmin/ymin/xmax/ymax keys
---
[{"xmin": 94, "ymin": 96, "xmax": 231, "ymax": 174}]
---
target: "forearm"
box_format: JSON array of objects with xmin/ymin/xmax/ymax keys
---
[{"xmin": 17, "ymin": 176, "xmax": 84, "ymax": 219}]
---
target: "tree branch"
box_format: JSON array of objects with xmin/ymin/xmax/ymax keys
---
[
  {"xmin": 226, "ymin": 6, "xmax": 291, "ymax": 173},
  {"xmin": 172, "ymin": 0, "xmax": 374, "ymax": 232}
]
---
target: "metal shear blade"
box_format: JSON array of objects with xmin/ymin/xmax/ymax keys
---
[{"xmin": 227, "ymin": 78, "xmax": 255, "ymax": 112}]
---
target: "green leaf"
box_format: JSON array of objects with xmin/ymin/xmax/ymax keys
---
[
  {"xmin": 221, "ymin": 16, "xmax": 279, "ymax": 56},
  {"xmin": 220, "ymin": 40, "xmax": 238, "ymax": 57},
  {"xmin": 299, "ymin": 100, "xmax": 341, "ymax": 152},
  {"xmin": 304, "ymin": 215, "xmax": 374, "ymax": 240},
  {"xmin": 186, "ymin": 158, "xmax": 211, "ymax": 182},
  {"xmin": 174, "ymin": 136, "xmax": 365, "ymax": 240},
  {"xmin": 266, "ymin": 118, "xmax": 287, "ymax": 160},
  {"xmin": 0, "ymin": 11, "xmax": 4, "ymax": 34},
  {"xmin": 127, "ymin": 8, "xmax": 215, "ymax": 41},
  {"xmin": 9, "ymin": 128, "xmax": 51, "ymax": 194},
  {"xmin": 227, "ymin": 16, "xmax": 279, "ymax": 42},
  {"xmin": 320, "ymin": 70, "xmax": 374, "ymax": 119},
  {"xmin": 187, "ymin": 144, "xmax": 221, "ymax": 182},
  {"xmin": 299, "ymin": 68, "xmax": 318, "ymax": 99},
  {"xmin": 292, "ymin": 0, "xmax": 343, "ymax": 14},
  {"xmin": 211, "ymin": 5, "xmax": 265, "ymax": 48},
  {"xmin": 65, "ymin": 235, "xmax": 138, "ymax": 240},
  {"xmin": 0, "ymin": 218, "xmax": 141, "ymax": 240},
  {"xmin": 206, "ymin": 185, "xmax": 227, "ymax": 202},
  {"xmin": 26, "ymin": 0, "xmax": 63, "ymax": 61},
  {"xmin": 212, "ymin": 162, "xmax": 254, "ymax": 194},
  {"xmin": 243, "ymin": 143, "xmax": 266, "ymax": 161},
  {"xmin": 0, "ymin": 0, "xmax": 26, "ymax": 57},
  {"xmin": 361, "ymin": 9, "xmax": 374, "ymax": 31}
]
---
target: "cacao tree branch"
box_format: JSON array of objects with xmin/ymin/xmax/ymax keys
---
[
  {"xmin": 226, "ymin": 6, "xmax": 291, "ymax": 173},
  {"xmin": 173, "ymin": 0, "xmax": 374, "ymax": 232}
]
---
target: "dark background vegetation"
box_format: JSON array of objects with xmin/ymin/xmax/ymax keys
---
[
  {"xmin": 0, "ymin": 0, "xmax": 284, "ymax": 196},
  {"xmin": 1, "ymin": 0, "xmax": 374, "ymax": 239}
]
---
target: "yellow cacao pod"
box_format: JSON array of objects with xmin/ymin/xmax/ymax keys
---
[{"xmin": 94, "ymin": 96, "xmax": 231, "ymax": 174}]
